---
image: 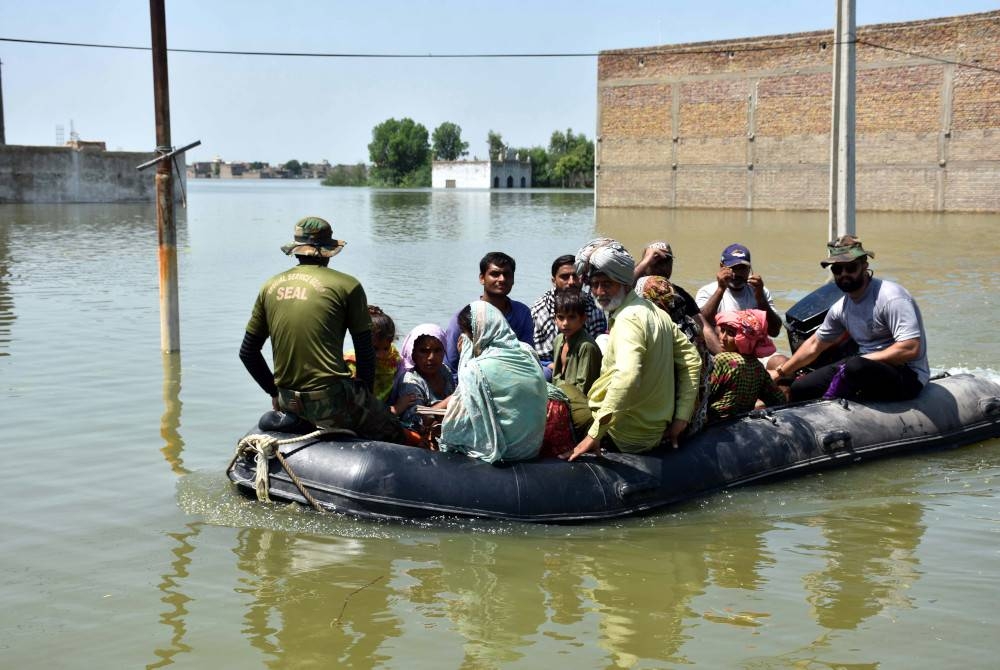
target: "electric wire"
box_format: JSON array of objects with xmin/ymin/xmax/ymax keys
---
[{"xmin": 0, "ymin": 35, "xmax": 997, "ymax": 75}]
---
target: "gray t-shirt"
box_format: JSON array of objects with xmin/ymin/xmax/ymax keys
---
[
  {"xmin": 695, "ymin": 282, "xmax": 775, "ymax": 314},
  {"xmin": 817, "ymin": 277, "xmax": 930, "ymax": 384}
]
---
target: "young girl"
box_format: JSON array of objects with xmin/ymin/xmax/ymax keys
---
[
  {"xmin": 708, "ymin": 309, "xmax": 786, "ymax": 422},
  {"xmin": 390, "ymin": 324, "xmax": 455, "ymax": 430},
  {"xmin": 345, "ymin": 305, "xmax": 401, "ymax": 403}
]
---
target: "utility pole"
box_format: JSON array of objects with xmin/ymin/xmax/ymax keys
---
[
  {"xmin": 828, "ymin": 0, "xmax": 857, "ymax": 241},
  {"xmin": 1, "ymin": 58, "xmax": 6, "ymax": 145},
  {"xmin": 149, "ymin": 0, "xmax": 179, "ymax": 352}
]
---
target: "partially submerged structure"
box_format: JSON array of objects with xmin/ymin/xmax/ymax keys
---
[
  {"xmin": 432, "ymin": 150, "xmax": 532, "ymax": 189},
  {"xmin": 0, "ymin": 142, "xmax": 186, "ymax": 204},
  {"xmin": 596, "ymin": 11, "xmax": 1000, "ymax": 211}
]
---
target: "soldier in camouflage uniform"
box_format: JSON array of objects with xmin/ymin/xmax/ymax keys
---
[{"xmin": 239, "ymin": 216, "xmax": 408, "ymax": 444}]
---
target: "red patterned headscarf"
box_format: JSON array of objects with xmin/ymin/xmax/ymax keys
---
[{"xmin": 715, "ymin": 309, "xmax": 776, "ymax": 357}]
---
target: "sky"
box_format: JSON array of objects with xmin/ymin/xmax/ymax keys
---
[{"xmin": 1, "ymin": 1, "xmax": 997, "ymax": 165}]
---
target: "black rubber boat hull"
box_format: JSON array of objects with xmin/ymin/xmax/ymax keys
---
[{"xmin": 227, "ymin": 374, "xmax": 1000, "ymax": 523}]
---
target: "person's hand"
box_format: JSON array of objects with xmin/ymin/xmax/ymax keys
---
[
  {"xmin": 666, "ymin": 419, "xmax": 688, "ymax": 449},
  {"xmin": 642, "ymin": 246, "xmax": 672, "ymax": 267},
  {"xmin": 392, "ymin": 393, "xmax": 418, "ymax": 415},
  {"xmin": 563, "ymin": 435, "xmax": 602, "ymax": 461},
  {"xmin": 271, "ymin": 395, "xmax": 280, "ymax": 412},
  {"xmin": 768, "ymin": 367, "xmax": 782, "ymax": 382},
  {"xmin": 748, "ymin": 273, "xmax": 765, "ymax": 302},
  {"xmin": 716, "ymin": 267, "xmax": 732, "ymax": 290}
]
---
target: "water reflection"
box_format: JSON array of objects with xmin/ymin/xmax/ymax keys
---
[
  {"xmin": 160, "ymin": 352, "xmax": 188, "ymax": 475},
  {"xmin": 149, "ymin": 522, "xmax": 203, "ymax": 668},
  {"xmin": 217, "ymin": 490, "xmax": 928, "ymax": 665},
  {"xmin": 370, "ymin": 190, "xmax": 435, "ymax": 241},
  {"xmin": 0, "ymin": 208, "xmax": 13, "ymax": 357},
  {"xmin": 801, "ymin": 501, "xmax": 924, "ymax": 630},
  {"xmin": 233, "ymin": 528, "xmax": 401, "ymax": 668},
  {"xmin": 223, "ymin": 521, "xmax": 762, "ymax": 666}
]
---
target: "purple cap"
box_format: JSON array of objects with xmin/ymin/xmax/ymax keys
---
[{"xmin": 720, "ymin": 243, "xmax": 751, "ymax": 267}]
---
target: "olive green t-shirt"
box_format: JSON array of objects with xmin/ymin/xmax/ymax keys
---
[{"xmin": 246, "ymin": 264, "xmax": 371, "ymax": 392}]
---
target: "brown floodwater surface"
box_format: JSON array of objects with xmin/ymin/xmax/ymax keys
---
[{"xmin": 0, "ymin": 181, "xmax": 997, "ymax": 668}]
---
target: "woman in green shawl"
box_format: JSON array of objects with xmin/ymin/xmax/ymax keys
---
[{"xmin": 439, "ymin": 301, "xmax": 547, "ymax": 463}]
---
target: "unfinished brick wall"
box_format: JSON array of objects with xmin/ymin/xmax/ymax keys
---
[{"xmin": 596, "ymin": 11, "xmax": 1000, "ymax": 211}]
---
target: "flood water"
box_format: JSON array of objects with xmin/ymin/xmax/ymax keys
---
[{"xmin": 2, "ymin": 180, "xmax": 998, "ymax": 668}]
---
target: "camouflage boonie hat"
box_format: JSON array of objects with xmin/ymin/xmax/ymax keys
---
[
  {"xmin": 280, "ymin": 216, "xmax": 346, "ymax": 257},
  {"xmin": 820, "ymin": 235, "xmax": 874, "ymax": 267}
]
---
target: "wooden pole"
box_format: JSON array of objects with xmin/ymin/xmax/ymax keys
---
[
  {"xmin": 150, "ymin": 0, "xmax": 180, "ymax": 351},
  {"xmin": 828, "ymin": 0, "xmax": 857, "ymax": 241}
]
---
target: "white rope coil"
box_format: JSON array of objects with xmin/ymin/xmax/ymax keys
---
[{"xmin": 233, "ymin": 429, "xmax": 331, "ymax": 504}]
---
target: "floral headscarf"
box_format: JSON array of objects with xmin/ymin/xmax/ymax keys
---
[
  {"xmin": 715, "ymin": 309, "xmax": 776, "ymax": 357},
  {"xmin": 635, "ymin": 275, "xmax": 679, "ymax": 314}
]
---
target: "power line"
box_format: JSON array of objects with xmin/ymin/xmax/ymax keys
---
[
  {"xmin": 0, "ymin": 35, "xmax": 997, "ymax": 74},
  {"xmin": 855, "ymin": 38, "xmax": 1000, "ymax": 76},
  {"xmin": 0, "ymin": 36, "xmax": 598, "ymax": 58}
]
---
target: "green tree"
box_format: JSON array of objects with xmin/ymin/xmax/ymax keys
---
[
  {"xmin": 284, "ymin": 159, "xmax": 302, "ymax": 177},
  {"xmin": 250, "ymin": 161, "xmax": 264, "ymax": 170},
  {"xmin": 512, "ymin": 145, "xmax": 551, "ymax": 187},
  {"xmin": 487, "ymin": 130, "xmax": 505, "ymax": 160},
  {"xmin": 548, "ymin": 129, "xmax": 594, "ymax": 188},
  {"xmin": 432, "ymin": 122, "xmax": 469, "ymax": 161},
  {"xmin": 322, "ymin": 163, "xmax": 369, "ymax": 187},
  {"xmin": 368, "ymin": 118, "xmax": 430, "ymax": 186}
]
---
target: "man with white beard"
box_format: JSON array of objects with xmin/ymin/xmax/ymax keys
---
[{"xmin": 564, "ymin": 239, "xmax": 702, "ymax": 460}]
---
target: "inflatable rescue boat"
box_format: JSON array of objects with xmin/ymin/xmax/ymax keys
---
[{"xmin": 227, "ymin": 372, "xmax": 1000, "ymax": 523}]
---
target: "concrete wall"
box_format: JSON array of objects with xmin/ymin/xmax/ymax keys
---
[
  {"xmin": 432, "ymin": 160, "xmax": 491, "ymax": 188},
  {"xmin": 0, "ymin": 144, "xmax": 186, "ymax": 203},
  {"xmin": 596, "ymin": 11, "xmax": 1000, "ymax": 212},
  {"xmin": 432, "ymin": 159, "xmax": 532, "ymax": 188}
]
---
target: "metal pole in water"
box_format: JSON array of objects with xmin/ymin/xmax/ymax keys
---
[
  {"xmin": 828, "ymin": 0, "xmax": 856, "ymax": 241},
  {"xmin": 149, "ymin": 0, "xmax": 180, "ymax": 352},
  {"xmin": 0, "ymin": 58, "xmax": 7, "ymax": 145}
]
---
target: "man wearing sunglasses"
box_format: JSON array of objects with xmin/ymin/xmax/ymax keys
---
[{"xmin": 770, "ymin": 235, "xmax": 929, "ymax": 402}]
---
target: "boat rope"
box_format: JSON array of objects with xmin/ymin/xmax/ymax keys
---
[{"xmin": 230, "ymin": 430, "xmax": 332, "ymax": 512}]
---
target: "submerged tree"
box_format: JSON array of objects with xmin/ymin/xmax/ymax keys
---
[
  {"xmin": 548, "ymin": 129, "xmax": 594, "ymax": 188},
  {"xmin": 432, "ymin": 122, "xmax": 470, "ymax": 161},
  {"xmin": 368, "ymin": 118, "xmax": 431, "ymax": 186},
  {"xmin": 321, "ymin": 163, "xmax": 369, "ymax": 187},
  {"xmin": 487, "ymin": 130, "xmax": 506, "ymax": 160}
]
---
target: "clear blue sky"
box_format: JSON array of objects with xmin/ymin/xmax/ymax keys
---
[{"xmin": 1, "ymin": 1, "xmax": 996, "ymax": 165}]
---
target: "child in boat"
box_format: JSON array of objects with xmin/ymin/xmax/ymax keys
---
[
  {"xmin": 548, "ymin": 288, "xmax": 603, "ymax": 437},
  {"xmin": 708, "ymin": 309, "xmax": 786, "ymax": 422},
  {"xmin": 390, "ymin": 324, "xmax": 455, "ymax": 430},
  {"xmin": 345, "ymin": 305, "xmax": 401, "ymax": 403},
  {"xmin": 551, "ymin": 288, "xmax": 603, "ymax": 395}
]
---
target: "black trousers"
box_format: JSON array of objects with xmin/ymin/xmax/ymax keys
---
[{"xmin": 790, "ymin": 355, "xmax": 923, "ymax": 403}]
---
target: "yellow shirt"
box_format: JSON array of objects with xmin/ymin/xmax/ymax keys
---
[{"xmin": 587, "ymin": 291, "xmax": 701, "ymax": 452}]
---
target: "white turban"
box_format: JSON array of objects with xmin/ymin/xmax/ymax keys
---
[{"xmin": 575, "ymin": 238, "xmax": 634, "ymax": 287}]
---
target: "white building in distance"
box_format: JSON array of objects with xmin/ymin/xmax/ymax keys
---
[{"xmin": 432, "ymin": 150, "xmax": 532, "ymax": 189}]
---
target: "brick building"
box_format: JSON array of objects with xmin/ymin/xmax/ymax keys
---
[{"xmin": 596, "ymin": 11, "xmax": 1000, "ymax": 212}]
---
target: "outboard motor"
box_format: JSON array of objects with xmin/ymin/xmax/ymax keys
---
[{"xmin": 784, "ymin": 282, "xmax": 858, "ymax": 370}]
